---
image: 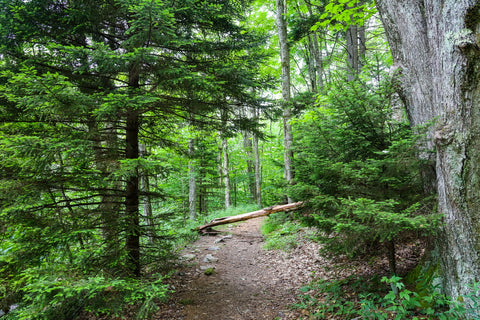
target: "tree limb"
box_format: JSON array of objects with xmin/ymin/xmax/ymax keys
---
[{"xmin": 194, "ymin": 201, "xmax": 303, "ymax": 233}]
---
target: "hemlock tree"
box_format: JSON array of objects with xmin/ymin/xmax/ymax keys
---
[
  {"xmin": 375, "ymin": 0, "xmax": 480, "ymax": 307},
  {"xmin": 292, "ymin": 79, "xmax": 440, "ymax": 275},
  {"xmin": 0, "ymin": 0, "xmax": 269, "ymax": 315}
]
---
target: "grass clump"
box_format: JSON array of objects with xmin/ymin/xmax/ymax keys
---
[
  {"xmin": 261, "ymin": 212, "xmax": 301, "ymax": 251},
  {"xmin": 203, "ymin": 268, "xmax": 215, "ymax": 276}
]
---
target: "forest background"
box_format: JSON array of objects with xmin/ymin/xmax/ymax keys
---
[{"xmin": 0, "ymin": 0, "xmax": 479, "ymax": 319}]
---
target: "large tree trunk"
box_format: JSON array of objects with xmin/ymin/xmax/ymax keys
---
[
  {"xmin": 276, "ymin": 0, "xmax": 294, "ymax": 203},
  {"xmin": 376, "ymin": 0, "xmax": 480, "ymax": 306}
]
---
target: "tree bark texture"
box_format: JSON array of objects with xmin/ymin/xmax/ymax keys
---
[
  {"xmin": 125, "ymin": 64, "xmax": 141, "ymax": 277},
  {"xmin": 125, "ymin": 110, "xmax": 140, "ymax": 277},
  {"xmin": 346, "ymin": 24, "xmax": 359, "ymax": 81},
  {"xmin": 276, "ymin": 0, "xmax": 294, "ymax": 203},
  {"xmin": 376, "ymin": 0, "xmax": 480, "ymax": 305}
]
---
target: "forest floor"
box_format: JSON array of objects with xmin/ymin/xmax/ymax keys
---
[
  {"xmin": 154, "ymin": 217, "xmax": 322, "ymax": 320},
  {"xmin": 153, "ymin": 217, "xmax": 423, "ymax": 320}
]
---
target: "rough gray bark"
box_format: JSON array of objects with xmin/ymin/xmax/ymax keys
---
[
  {"xmin": 376, "ymin": 0, "xmax": 480, "ymax": 307},
  {"xmin": 346, "ymin": 24, "xmax": 359, "ymax": 80},
  {"xmin": 276, "ymin": 0, "xmax": 294, "ymax": 203},
  {"xmin": 346, "ymin": 23, "xmax": 366, "ymax": 80}
]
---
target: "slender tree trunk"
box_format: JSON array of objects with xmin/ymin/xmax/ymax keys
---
[
  {"xmin": 188, "ymin": 138, "xmax": 197, "ymax": 220},
  {"xmin": 377, "ymin": 0, "xmax": 480, "ymax": 307},
  {"xmin": 311, "ymin": 31, "xmax": 324, "ymax": 92},
  {"xmin": 305, "ymin": 35, "xmax": 317, "ymax": 92},
  {"xmin": 243, "ymin": 131, "xmax": 256, "ymax": 202},
  {"xmin": 304, "ymin": 0, "xmax": 324, "ymax": 92},
  {"xmin": 386, "ymin": 239, "xmax": 397, "ymax": 276},
  {"xmin": 253, "ymin": 128, "xmax": 262, "ymax": 207},
  {"xmin": 198, "ymin": 171, "xmax": 207, "ymax": 216},
  {"xmin": 346, "ymin": 24, "xmax": 359, "ymax": 81},
  {"xmin": 222, "ymin": 136, "xmax": 232, "ymax": 208},
  {"xmin": 125, "ymin": 65, "xmax": 141, "ymax": 277},
  {"xmin": 276, "ymin": 0, "xmax": 294, "ymax": 203},
  {"xmin": 358, "ymin": 24, "xmax": 366, "ymax": 71},
  {"xmin": 139, "ymin": 144, "xmax": 154, "ymax": 243}
]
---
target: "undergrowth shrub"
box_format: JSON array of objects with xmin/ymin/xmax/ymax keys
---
[
  {"xmin": 261, "ymin": 212, "xmax": 301, "ymax": 251},
  {"xmin": 3, "ymin": 266, "xmax": 169, "ymax": 320},
  {"xmin": 293, "ymin": 275, "xmax": 480, "ymax": 320},
  {"xmin": 291, "ymin": 78, "xmax": 440, "ymax": 274}
]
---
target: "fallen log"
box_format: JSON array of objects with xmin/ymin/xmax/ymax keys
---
[{"xmin": 194, "ymin": 201, "xmax": 303, "ymax": 233}]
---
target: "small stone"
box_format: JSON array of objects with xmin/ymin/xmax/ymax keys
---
[
  {"xmin": 207, "ymin": 246, "xmax": 220, "ymax": 251},
  {"xmin": 214, "ymin": 235, "xmax": 232, "ymax": 243},
  {"xmin": 200, "ymin": 265, "xmax": 215, "ymax": 270},
  {"xmin": 181, "ymin": 253, "xmax": 196, "ymax": 261},
  {"xmin": 203, "ymin": 254, "xmax": 218, "ymax": 263}
]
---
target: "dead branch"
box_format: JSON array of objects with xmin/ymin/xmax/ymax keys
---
[{"xmin": 194, "ymin": 201, "xmax": 303, "ymax": 233}]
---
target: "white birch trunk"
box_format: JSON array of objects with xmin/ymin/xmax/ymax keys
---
[{"xmin": 377, "ymin": 0, "xmax": 480, "ymax": 307}]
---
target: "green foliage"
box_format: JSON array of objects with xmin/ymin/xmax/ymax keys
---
[
  {"xmin": 261, "ymin": 212, "xmax": 301, "ymax": 251},
  {"xmin": 293, "ymin": 275, "xmax": 480, "ymax": 320},
  {"xmin": 203, "ymin": 268, "xmax": 215, "ymax": 276},
  {"xmin": 314, "ymin": 0, "xmax": 377, "ymax": 32},
  {"xmin": 293, "ymin": 276, "xmax": 380, "ymax": 319},
  {"xmin": 358, "ymin": 276, "xmax": 480, "ymax": 320},
  {"xmin": 3, "ymin": 265, "xmax": 168, "ymax": 320},
  {"xmin": 309, "ymin": 197, "xmax": 441, "ymax": 257},
  {"xmin": 0, "ymin": 0, "xmax": 272, "ymax": 316},
  {"xmin": 291, "ymin": 78, "xmax": 439, "ymax": 267}
]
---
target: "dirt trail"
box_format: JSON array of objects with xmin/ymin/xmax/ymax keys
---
[{"xmin": 155, "ymin": 217, "xmax": 329, "ymax": 320}]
